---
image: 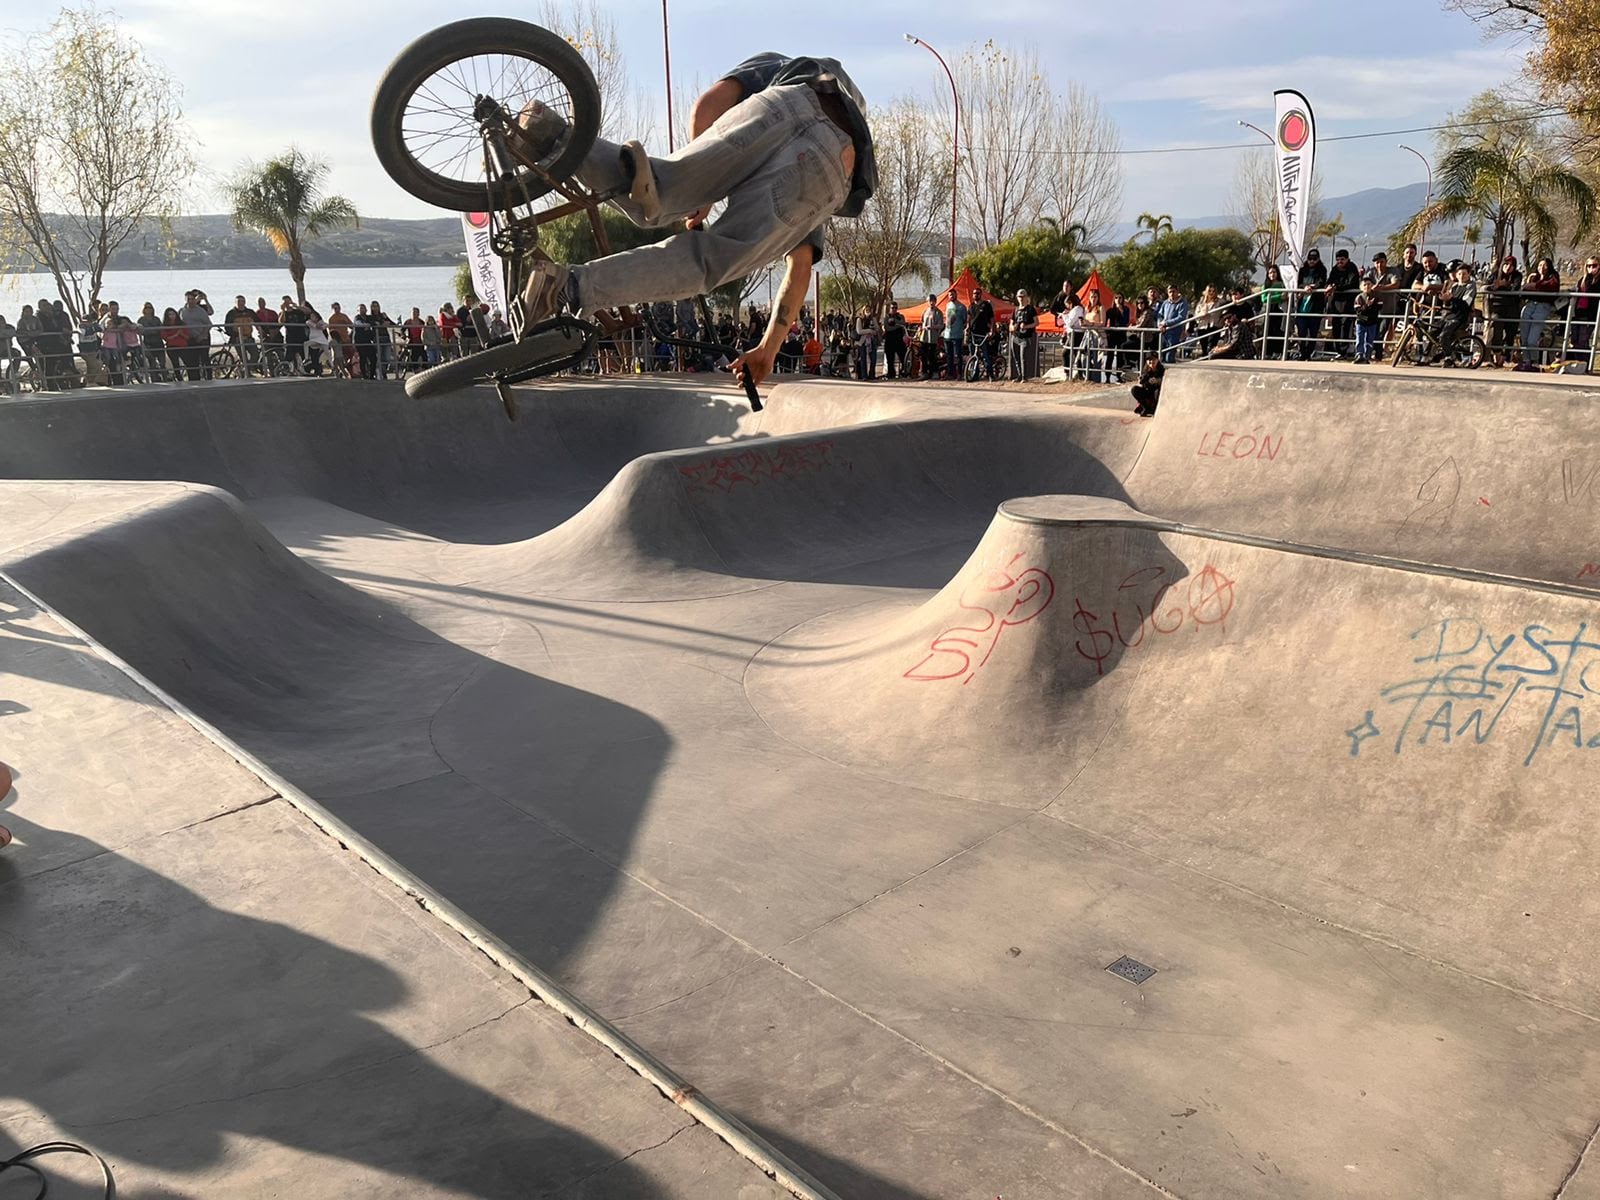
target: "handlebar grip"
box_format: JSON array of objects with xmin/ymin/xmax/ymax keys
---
[{"xmin": 739, "ymin": 370, "xmax": 763, "ymax": 412}]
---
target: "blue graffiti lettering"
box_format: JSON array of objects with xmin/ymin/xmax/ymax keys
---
[{"xmin": 1353, "ymin": 619, "xmax": 1600, "ymax": 766}]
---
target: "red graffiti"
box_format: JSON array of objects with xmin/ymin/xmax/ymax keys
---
[
  {"xmin": 1072, "ymin": 564, "xmax": 1237, "ymax": 675},
  {"xmin": 904, "ymin": 554, "xmax": 1056, "ymax": 685},
  {"xmin": 1196, "ymin": 429, "xmax": 1283, "ymax": 462},
  {"xmin": 1578, "ymin": 563, "xmax": 1600, "ymax": 581},
  {"xmin": 678, "ymin": 439, "xmax": 844, "ymax": 493}
]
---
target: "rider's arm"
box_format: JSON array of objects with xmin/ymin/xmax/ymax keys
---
[
  {"xmin": 732, "ymin": 243, "xmax": 815, "ymax": 388},
  {"xmin": 690, "ymin": 79, "xmax": 746, "ymax": 139}
]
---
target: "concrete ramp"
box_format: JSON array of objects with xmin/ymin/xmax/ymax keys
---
[
  {"xmin": 1134, "ymin": 362, "xmax": 1600, "ymax": 587},
  {"xmin": 7, "ymin": 368, "xmax": 1600, "ymax": 1198}
]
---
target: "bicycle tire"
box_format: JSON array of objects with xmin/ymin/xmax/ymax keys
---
[
  {"xmin": 209, "ymin": 349, "xmax": 240, "ymax": 379},
  {"xmin": 371, "ymin": 18, "xmax": 601, "ymax": 213},
  {"xmin": 405, "ymin": 326, "xmax": 587, "ymax": 399},
  {"xmin": 1455, "ymin": 335, "xmax": 1487, "ymax": 369}
]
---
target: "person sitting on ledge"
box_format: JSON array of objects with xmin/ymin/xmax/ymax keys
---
[
  {"xmin": 1131, "ymin": 354, "xmax": 1164, "ymax": 417},
  {"xmin": 1201, "ymin": 306, "xmax": 1255, "ymax": 361}
]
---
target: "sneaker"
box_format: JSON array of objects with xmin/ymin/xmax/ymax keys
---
[
  {"xmin": 518, "ymin": 257, "xmax": 572, "ymax": 327},
  {"xmin": 515, "ymin": 100, "xmax": 569, "ymax": 160},
  {"xmin": 622, "ymin": 140, "xmax": 662, "ymax": 222}
]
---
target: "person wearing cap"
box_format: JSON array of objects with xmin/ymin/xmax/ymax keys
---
[
  {"xmin": 1436, "ymin": 262, "xmax": 1478, "ymax": 363},
  {"xmin": 1484, "ymin": 254, "xmax": 1523, "ymax": 365},
  {"xmin": 1294, "ymin": 248, "xmax": 1328, "ymax": 359},
  {"xmin": 1010, "ymin": 288, "xmax": 1039, "ymax": 379},
  {"xmin": 1362, "ymin": 253, "xmax": 1398, "ymax": 349},
  {"xmin": 1325, "ymin": 249, "xmax": 1361, "ymax": 357}
]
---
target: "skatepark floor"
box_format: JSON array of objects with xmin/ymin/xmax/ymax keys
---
[{"xmin": 5, "ymin": 367, "xmax": 1600, "ymax": 1198}]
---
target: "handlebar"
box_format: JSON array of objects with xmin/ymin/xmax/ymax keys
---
[{"xmin": 638, "ymin": 304, "xmax": 763, "ymax": 412}]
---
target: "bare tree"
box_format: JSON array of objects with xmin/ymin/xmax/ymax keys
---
[
  {"xmin": 1045, "ymin": 82, "xmax": 1123, "ymax": 244},
  {"xmin": 533, "ymin": 0, "xmax": 639, "ymax": 142},
  {"xmin": 0, "ymin": 6, "xmax": 195, "ymax": 319},
  {"xmin": 1227, "ymin": 149, "xmax": 1324, "ymax": 266},
  {"xmin": 937, "ymin": 41, "xmax": 1052, "ymax": 249},
  {"xmin": 825, "ymin": 101, "xmax": 950, "ymax": 313}
]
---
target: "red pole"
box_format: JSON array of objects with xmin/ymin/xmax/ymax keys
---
[
  {"xmin": 662, "ymin": 0, "xmax": 675, "ymax": 152},
  {"xmin": 907, "ymin": 35, "xmax": 959, "ymax": 284}
]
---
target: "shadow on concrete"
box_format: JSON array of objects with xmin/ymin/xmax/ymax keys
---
[{"xmin": 0, "ymin": 806, "xmax": 670, "ymax": 1199}]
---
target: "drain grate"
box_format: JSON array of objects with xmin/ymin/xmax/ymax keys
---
[{"xmin": 1106, "ymin": 956, "xmax": 1157, "ymax": 985}]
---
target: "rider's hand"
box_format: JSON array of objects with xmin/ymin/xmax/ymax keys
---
[
  {"xmin": 731, "ymin": 344, "xmax": 776, "ymax": 389},
  {"xmin": 684, "ymin": 206, "xmax": 712, "ymax": 231}
]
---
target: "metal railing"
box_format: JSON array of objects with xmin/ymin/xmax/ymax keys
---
[{"xmin": 5, "ymin": 285, "xmax": 1598, "ymax": 395}]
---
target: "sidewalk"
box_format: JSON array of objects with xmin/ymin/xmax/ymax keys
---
[{"xmin": 0, "ymin": 578, "xmax": 790, "ymax": 1199}]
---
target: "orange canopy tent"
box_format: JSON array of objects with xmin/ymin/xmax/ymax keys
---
[
  {"xmin": 897, "ymin": 268, "xmax": 1017, "ymax": 326},
  {"xmin": 1076, "ymin": 269, "xmax": 1112, "ymax": 308},
  {"xmin": 896, "ymin": 267, "xmax": 1112, "ymax": 332}
]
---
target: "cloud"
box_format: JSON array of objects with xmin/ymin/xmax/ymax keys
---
[{"xmin": 1122, "ymin": 47, "xmax": 1521, "ymax": 121}]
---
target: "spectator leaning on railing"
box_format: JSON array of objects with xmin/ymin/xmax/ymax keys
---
[
  {"xmin": 1573, "ymin": 255, "xmax": 1600, "ymax": 355},
  {"xmin": 1325, "ymin": 249, "xmax": 1360, "ymax": 356},
  {"xmin": 1521, "ymin": 257, "xmax": 1560, "ymax": 365},
  {"xmin": 1483, "ymin": 254, "xmax": 1522, "ymax": 365}
]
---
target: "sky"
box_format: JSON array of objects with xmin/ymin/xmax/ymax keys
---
[{"xmin": 4, "ymin": 0, "xmax": 1533, "ymax": 224}]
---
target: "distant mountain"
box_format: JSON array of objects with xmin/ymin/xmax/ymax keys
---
[
  {"xmin": 4, "ymin": 213, "xmax": 468, "ymax": 270},
  {"xmin": 1104, "ymin": 182, "xmax": 1470, "ymax": 249}
]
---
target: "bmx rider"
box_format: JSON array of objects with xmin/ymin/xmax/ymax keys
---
[{"xmin": 515, "ymin": 52, "xmax": 876, "ymax": 389}]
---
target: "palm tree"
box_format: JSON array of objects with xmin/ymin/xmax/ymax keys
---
[
  {"xmin": 1135, "ymin": 211, "xmax": 1173, "ymax": 241},
  {"xmin": 1399, "ymin": 143, "xmax": 1595, "ymax": 266},
  {"xmin": 226, "ymin": 148, "xmax": 359, "ymax": 303}
]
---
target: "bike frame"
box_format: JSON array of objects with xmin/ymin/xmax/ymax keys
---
[{"xmin": 468, "ymin": 97, "xmax": 763, "ymax": 411}]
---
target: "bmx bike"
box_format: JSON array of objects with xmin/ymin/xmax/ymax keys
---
[
  {"xmin": 1389, "ymin": 306, "xmax": 1487, "ymax": 370},
  {"xmin": 370, "ymin": 17, "xmax": 762, "ymax": 418}
]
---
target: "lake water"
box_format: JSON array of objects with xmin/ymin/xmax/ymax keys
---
[{"xmin": 0, "ymin": 266, "xmax": 464, "ymax": 319}]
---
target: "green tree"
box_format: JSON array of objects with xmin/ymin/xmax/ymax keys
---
[
  {"xmin": 1446, "ymin": 1, "xmax": 1600, "ymax": 165},
  {"xmin": 1098, "ymin": 228, "xmax": 1256, "ymax": 299},
  {"xmin": 0, "ymin": 5, "xmax": 196, "ymax": 319},
  {"xmin": 452, "ymin": 262, "xmax": 475, "ymax": 304},
  {"xmin": 959, "ymin": 222, "xmax": 1089, "ymax": 305},
  {"xmin": 226, "ymin": 148, "xmax": 359, "ymax": 304},
  {"xmin": 537, "ymin": 205, "xmax": 671, "ymax": 264},
  {"xmin": 1399, "ymin": 142, "xmax": 1596, "ymax": 264}
]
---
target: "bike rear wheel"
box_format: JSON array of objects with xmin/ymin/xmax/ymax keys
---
[{"xmin": 372, "ymin": 18, "xmax": 601, "ymax": 213}]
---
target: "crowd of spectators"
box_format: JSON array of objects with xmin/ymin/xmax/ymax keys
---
[
  {"xmin": 0, "ymin": 287, "xmax": 809, "ymax": 392},
  {"xmin": 4, "ymin": 250, "xmax": 1598, "ymax": 396}
]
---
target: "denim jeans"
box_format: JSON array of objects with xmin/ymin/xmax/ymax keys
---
[
  {"xmin": 571, "ymin": 84, "xmax": 851, "ymax": 311},
  {"xmin": 1520, "ymin": 301, "xmax": 1553, "ymax": 362},
  {"xmin": 1354, "ymin": 323, "xmax": 1376, "ymax": 360}
]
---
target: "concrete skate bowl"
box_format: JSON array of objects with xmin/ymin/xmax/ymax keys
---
[{"xmin": 6, "ymin": 366, "xmax": 1600, "ymax": 1198}]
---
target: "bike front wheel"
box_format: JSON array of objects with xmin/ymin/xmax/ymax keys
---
[
  {"xmin": 372, "ymin": 18, "xmax": 601, "ymax": 213},
  {"xmin": 405, "ymin": 322, "xmax": 592, "ymax": 399},
  {"xmin": 1452, "ymin": 335, "xmax": 1488, "ymax": 370},
  {"xmin": 1390, "ymin": 324, "xmax": 1416, "ymax": 369}
]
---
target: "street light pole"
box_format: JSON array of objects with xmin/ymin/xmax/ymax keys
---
[
  {"xmin": 1237, "ymin": 120, "xmax": 1281, "ymax": 264},
  {"xmin": 1397, "ymin": 144, "xmax": 1432, "ymax": 208},
  {"xmin": 905, "ymin": 34, "xmax": 958, "ymax": 285},
  {"xmin": 662, "ymin": 0, "xmax": 674, "ymax": 152}
]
